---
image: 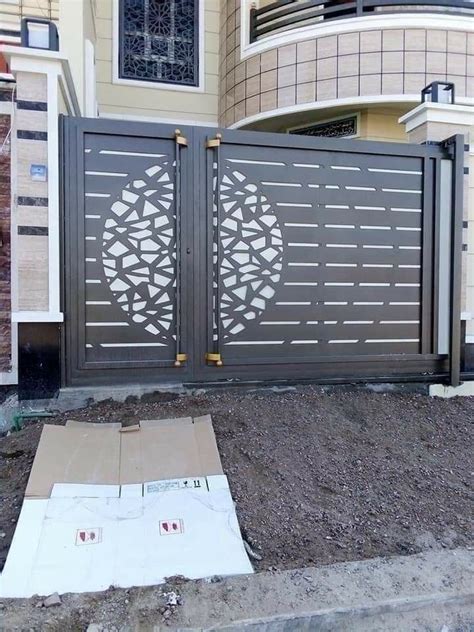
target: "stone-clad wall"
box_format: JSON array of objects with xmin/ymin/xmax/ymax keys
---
[
  {"xmin": 0, "ymin": 110, "xmax": 11, "ymax": 372},
  {"xmin": 219, "ymin": 0, "xmax": 474, "ymax": 127},
  {"xmin": 15, "ymin": 72, "xmax": 49, "ymax": 311}
]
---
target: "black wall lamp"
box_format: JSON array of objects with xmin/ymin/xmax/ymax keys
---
[
  {"xmin": 20, "ymin": 18, "xmax": 59, "ymax": 52},
  {"xmin": 421, "ymin": 81, "xmax": 455, "ymax": 105}
]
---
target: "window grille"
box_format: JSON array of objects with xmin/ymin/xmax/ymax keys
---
[
  {"xmin": 119, "ymin": 0, "xmax": 199, "ymax": 87},
  {"xmin": 290, "ymin": 116, "xmax": 358, "ymax": 138}
]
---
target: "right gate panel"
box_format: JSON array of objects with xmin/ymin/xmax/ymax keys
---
[{"xmin": 198, "ymin": 132, "xmax": 447, "ymax": 381}]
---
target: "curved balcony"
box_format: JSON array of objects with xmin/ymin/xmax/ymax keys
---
[
  {"xmin": 218, "ymin": 0, "xmax": 473, "ymax": 130},
  {"xmin": 250, "ymin": 0, "xmax": 474, "ymax": 43}
]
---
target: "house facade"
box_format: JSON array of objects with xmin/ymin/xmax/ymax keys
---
[{"xmin": 0, "ymin": 0, "xmax": 473, "ymax": 396}]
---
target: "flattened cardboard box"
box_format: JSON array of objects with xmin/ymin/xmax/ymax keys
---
[
  {"xmin": 1, "ymin": 477, "xmax": 253, "ymax": 597},
  {"xmin": 2, "ymin": 415, "xmax": 253, "ymax": 598},
  {"xmin": 26, "ymin": 415, "xmax": 223, "ymax": 498}
]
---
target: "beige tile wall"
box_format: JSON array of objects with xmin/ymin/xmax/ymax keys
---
[
  {"xmin": 95, "ymin": 0, "xmax": 220, "ymax": 124},
  {"xmin": 18, "ymin": 236, "xmax": 49, "ymax": 311},
  {"xmin": 15, "ymin": 71, "xmax": 49, "ymax": 312},
  {"xmin": 219, "ymin": 1, "xmax": 473, "ymax": 127},
  {"xmin": 0, "ymin": 0, "xmax": 58, "ymax": 26}
]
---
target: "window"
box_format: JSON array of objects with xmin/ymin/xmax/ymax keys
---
[
  {"xmin": 119, "ymin": 0, "xmax": 199, "ymax": 87},
  {"xmin": 290, "ymin": 116, "xmax": 358, "ymax": 139}
]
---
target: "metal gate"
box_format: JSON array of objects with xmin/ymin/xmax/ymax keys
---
[{"xmin": 62, "ymin": 118, "xmax": 463, "ymax": 386}]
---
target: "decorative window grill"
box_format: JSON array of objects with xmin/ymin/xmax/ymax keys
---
[
  {"xmin": 290, "ymin": 116, "xmax": 358, "ymax": 139},
  {"xmin": 119, "ymin": 0, "xmax": 199, "ymax": 87}
]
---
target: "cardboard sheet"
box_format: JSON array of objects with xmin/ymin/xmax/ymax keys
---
[
  {"xmin": 0, "ymin": 477, "xmax": 253, "ymax": 597},
  {"xmin": 1, "ymin": 415, "xmax": 250, "ymax": 598},
  {"xmin": 135, "ymin": 416, "xmax": 223, "ymax": 483},
  {"xmin": 26, "ymin": 424, "xmax": 121, "ymax": 498},
  {"xmin": 25, "ymin": 416, "xmax": 223, "ymax": 498}
]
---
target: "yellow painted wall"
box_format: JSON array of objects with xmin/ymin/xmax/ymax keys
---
[
  {"xmin": 359, "ymin": 108, "xmax": 409, "ymax": 143},
  {"xmin": 94, "ymin": 0, "xmax": 220, "ymax": 124}
]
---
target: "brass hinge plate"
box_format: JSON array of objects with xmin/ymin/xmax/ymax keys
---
[
  {"xmin": 174, "ymin": 352, "xmax": 188, "ymax": 367},
  {"xmin": 206, "ymin": 133, "xmax": 222, "ymax": 149},
  {"xmin": 205, "ymin": 352, "xmax": 223, "ymax": 366},
  {"xmin": 174, "ymin": 129, "xmax": 188, "ymax": 146}
]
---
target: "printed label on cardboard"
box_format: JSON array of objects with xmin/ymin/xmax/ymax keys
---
[
  {"xmin": 75, "ymin": 528, "xmax": 102, "ymax": 546},
  {"xmin": 159, "ymin": 519, "xmax": 184, "ymax": 536},
  {"xmin": 145, "ymin": 477, "xmax": 206, "ymax": 495}
]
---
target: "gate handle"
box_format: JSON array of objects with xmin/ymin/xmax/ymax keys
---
[
  {"xmin": 206, "ymin": 133, "xmax": 223, "ymax": 366},
  {"xmin": 174, "ymin": 129, "xmax": 187, "ymax": 367}
]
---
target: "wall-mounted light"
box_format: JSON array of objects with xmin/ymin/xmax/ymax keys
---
[
  {"xmin": 20, "ymin": 18, "xmax": 59, "ymax": 52},
  {"xmin": 421, "ymin": 81, "xmax": 455, "ymax": 105}
]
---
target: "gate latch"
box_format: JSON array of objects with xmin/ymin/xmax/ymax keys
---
[{"xmin": 205, "ymin": 352, "xmax": 223, "ymax": 366}]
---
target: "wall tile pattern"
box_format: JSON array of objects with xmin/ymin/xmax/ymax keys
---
[
  {"xmin": 219, "ymin": 1, "xmax": 473, "ymax": 126},
  {"xmin": 15, "ymin": 71, "xmax": 49, "ymax": 312}
]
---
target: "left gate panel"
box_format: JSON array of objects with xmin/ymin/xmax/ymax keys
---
[{"xmin": 63, "ymin": 118, "xmax": 193, "ymax": 386}]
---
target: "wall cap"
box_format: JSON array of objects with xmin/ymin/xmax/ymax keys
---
[
  {"xmin": 0, "ymin": 45, "xmax": 65, "ymax": 63},
  {"xmin": 0, "ymin": 44, "xmax": 80, "ymax": 116},
  {"xmin": 399, "ymin": 102, "xmax": 474, "ymax": 132},
  {"xmin": 12, "ymin": 311, "xmax": 64, "ymax": 323}
]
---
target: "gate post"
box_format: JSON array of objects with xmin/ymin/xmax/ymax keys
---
[
  {"xmin": 400, "ymin": 102, "xmax": 474, "ymax": 391},
  {"xmin": 0, "ymin": 45, "xmax": 80, "ymax": 394}
]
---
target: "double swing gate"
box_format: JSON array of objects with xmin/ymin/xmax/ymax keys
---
[{"xmin": 62, "ymin": 118, "xmax": 463, "ymax": 386}]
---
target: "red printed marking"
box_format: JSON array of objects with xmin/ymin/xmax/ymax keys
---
[
  {"xmin": 75, "ymin": 528, "xmax": 102, "ymax": 546},
  {"xmin": 159, "ymin": 519, "xmax": 184, "ymax": 536}
]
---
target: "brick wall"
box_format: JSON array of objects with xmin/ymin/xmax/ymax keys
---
[{"xmin": 0, "ymin": 111, "xmax": 11, "ymax": 372}]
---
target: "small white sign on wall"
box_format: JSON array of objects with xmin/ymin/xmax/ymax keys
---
[{"xmin": 30, "ymin": 164, "xmax": 47, "ymax": 182}]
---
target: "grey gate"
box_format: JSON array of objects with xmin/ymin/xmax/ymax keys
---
[{"xmin": 62, "ymin": 118, "xmax": 462, "ymax": 386}]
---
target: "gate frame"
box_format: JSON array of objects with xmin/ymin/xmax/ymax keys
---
[
  {"xmin": 60, "ymin": 117, "xmax": 463, "ymax": 387},
  {"xmin": 192, "ymin": 127, "xmax": 454, "ymax": 384},
  {"xmin": 61, "ymin": 116, "xmax": 198, "ymax": 386}
]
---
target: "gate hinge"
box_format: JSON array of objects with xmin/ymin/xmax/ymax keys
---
[
  {"xmin": 205, "ymin": 352, "xmax": 223, "ymax": 366},
  {"xmin": 174, "ymin": 353, "xmax": 188, "ymax": 367},
  {"xmin": 206, "ymin": 133, "xmax": 222, "ymax": 149},
  {"xmin": 174, "ymin": 129, "xmax": 188, "ymax": 146},
  {"xmin": 441, "ymin": 135, "xmax": 460, "ymax": 159}
]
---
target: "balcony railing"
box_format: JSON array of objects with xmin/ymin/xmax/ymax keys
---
[{"xmin": 249, "ymin": 0, "xmax": 474, "ymax": 42}]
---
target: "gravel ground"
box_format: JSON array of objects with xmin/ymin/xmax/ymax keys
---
[{"xmin": 1, "ymin": 385, "xmax": 473, "ymax": 576}]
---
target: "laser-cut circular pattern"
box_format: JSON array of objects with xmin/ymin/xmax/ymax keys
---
[
  {"xmin": 218, "ymin": 168, "xmax": 283, "ymax": 337},
  {"xmin": 101, "ymin": 162, "xmax": 176, "ymax": 340}
]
